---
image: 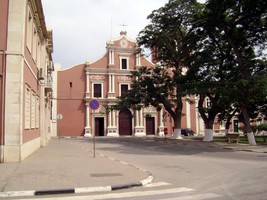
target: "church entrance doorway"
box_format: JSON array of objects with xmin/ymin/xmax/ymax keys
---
[
  {"xmin": 95, "ymin": 117, "xmax": 104, "ymax": 136},
  {"xmin": 119, "ymin": 109, "xmax": 132, "ymax": 136},
  {"xmin": 146, "ymin": 117, "xmax": 155, "ymax": 135}
]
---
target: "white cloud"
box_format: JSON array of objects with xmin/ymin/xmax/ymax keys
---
[{"xmin": 42, "ymin": 0, "xmax": 168, "ymax": 67}]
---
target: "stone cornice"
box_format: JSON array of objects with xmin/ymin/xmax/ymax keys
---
[
  {"xmin": 28, "ymin": 0, "xmax": 53, "ymax": 60},
  {"xmin": 87, "ymin": 68, "xmax": 133, "ymax": 75},
  {"xmin": 28, "ymin": 0, "xmax": 48, "ymax": 40},
  {"xmin": 106, "ymin": 46, "xmax": 137, "ymax": 54}
]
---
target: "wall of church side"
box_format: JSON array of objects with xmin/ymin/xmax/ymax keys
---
[{"xmin": 57, "ymin": 65, "xmax": 86, "ymax": 136}]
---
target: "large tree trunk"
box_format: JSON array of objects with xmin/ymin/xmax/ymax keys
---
[
  {"xmin": 241, "ymin": 106, "xmax": 257, "ymax": 146},
  {"xmin": 169, "ymin": 96, "xmax": 183, "ymax": 140},
  {"xmin": 203, "ymin": 119, "xmax": 214, "ymax": 142},
  {"xmin": 224, "ymin": 109, "xmax": 236, "ymax": 136},
  {"xmin": 225, "ymin": 120, "xmax": 230, "ymax": 136},
  {"xmin": 198, "ymin": 95, "xmax": 215, "ymax": 142},
  {"xmin": 224, "ymin": 27, "xmax": 256, "ymax": 146},
  {"xmin": 172, "ymin": 129, "xmax": 183, "ymax": 139},
  {"xmin": 203, "ymin": 129, "xmax": 214, "ymax": 141},
  {"xmin": 171, "ymin": 112, "xmax": 183, "ymax": 139}
]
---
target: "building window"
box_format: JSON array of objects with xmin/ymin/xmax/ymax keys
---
[
  {"xmin": 120, "ymin": 57, "xmax": 129, "ymax": 70},
  {"xmin": 93, "ymin": 83, "xmax": 102, "ymax": 98},
  {"xmin": 32, "ymin": 26, "xmax": 37, "ymax": 62},
  {"xmin": 36, "ymin": 97, "xmax": 39, "ymax": 128},
  {"xmin": 31, "ymin": 92, "xmax": 36, "ymax": 128},
  {"xmin": 25, "ymin": 86, "xmax": 39, "ymax": 130},
  {"xmin": 26, "ymin": 7, "xmax": 33, "ymax": 52},
  {"xmin": 36, "ymin": 40, "xmax": 41, "ymax": 68},
  {"xmin": 25, "ymin": 86, "xmax": 31, "ymax": 129},
  {"xmin": 120, "ymin": 84, "xmax": 129, "ymax": 96}
]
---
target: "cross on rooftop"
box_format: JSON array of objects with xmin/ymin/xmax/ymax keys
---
[{"xmin": 120, "ymin": 22, "xmax": 128, "ymax": 30}]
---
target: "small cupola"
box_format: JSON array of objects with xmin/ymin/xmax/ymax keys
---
[{"xmin": 120, "ymin": 30, "xmax": 127, "ymax": 36}]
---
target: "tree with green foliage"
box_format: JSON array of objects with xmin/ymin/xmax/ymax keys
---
[
  {"xmin": 114, "ymin": 0, "xmax": 203, "ymax": 139},
  {"xmin": 197, "ymin": 0, "xmax": 267, "ymax": 145},
  {"xmin": 185, "ymin": 9, "xmax": 239, "ymax": 141},
  {"xmin": 112, "ymin": 0, "xmax": 267, "ymax": 145}
]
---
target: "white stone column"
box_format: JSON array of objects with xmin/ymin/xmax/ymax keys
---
[
  {"xmin": 158, "ymin": 107, "xmax": 165, "ymax": 136},
  {"xmin": 84, "ymin": 102, "xmax": 91, "ymax": 137},
  {"xmin": 112, "ymin": 110, "xmax": 116, "ymax": 126},
  {"xmin": 109, "ymin": 51, "xmax": 112, "ymax": 65},
  {"xmin": 86, "ymin": 72, "xmax": 90, "ymax": 97},
  {"xmin": 140, "ymin": 109, "xmax": 143, "ymax": 126},
  {"xmin": 108, "ymin": 110, "xmax": 112, "ymax": 126},
  {"xmin": 134, "ymin": 109, "xmax": 145, "ymax": 136},
  {"xmin": 108, "ymin": 48, "xmax": 114, "ymax": 66},
  {"xmin": 136, "ymin": 110, "xmax": 140, "ymax": 126},
  {"xmin": 186, "ymin": 96, "xmax": 191, "ymax": 128},
  {"xmin": 108, "ymin": 74, "xmax": 114, "ymax": 93},
  {"xmin": 107, "ymin": 110, "xmax": 119, "ymax": 137},
  {"xmin": 108, "ymin": 74, "xmax": 112, "ymax": 93},
  {"xmin": 111, "ymin": 74, "xmax": 114, "ymax": 92},
  {"xmin": 136, "ymin": 53, "xmax": 141, "ymax": 67},
  {"xmin": 84, "ymin": 62, "xmax": 91, "ymax": 137},
  {"xmin": 159, "ymin": 108, "xmax": 164, "ymax": 127},
  {"xmin": 85, "ymin": 62, "xmax": 90, "ymax": 99},
  {"xmin": 108, "ymin": 74, "xmax": 115, "ymax": 98}
]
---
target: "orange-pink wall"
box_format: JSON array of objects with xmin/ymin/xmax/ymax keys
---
[
  {"xmin": 0, "ymin": 0, "xmax": 9, "ymax": 146},
  {"xmin": 57, "ymin": 64, "xmax": 86, "ymax": 136},
  {"xmin": 22, "ymin": 2, "xmax": 42, "ymax": 142},
  {"xmin": 0, "ymin": 0, "xmax": 8, "ymax": 51},
  {"xmin": 23, "ymin": 57, "xmax": 41, "ymax": 143}
]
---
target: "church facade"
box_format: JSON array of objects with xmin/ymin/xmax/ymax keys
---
[{"xmin": 56, "ymin": 31, "xmax": 208, "ymax": 137}]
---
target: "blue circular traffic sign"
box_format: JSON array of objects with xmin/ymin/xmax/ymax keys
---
[{"xmin": 89, "ymin": 99, "xmax": 100, "ymax": 110}]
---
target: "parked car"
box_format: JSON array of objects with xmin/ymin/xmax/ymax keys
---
[{"xmin": 181, "ymin": 128, "xmax": 195, "ymax": 136}]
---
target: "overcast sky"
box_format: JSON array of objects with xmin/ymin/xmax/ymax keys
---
[{"xmin": 42, "ymin": 0, "xmax": 170, "ymax": 68}]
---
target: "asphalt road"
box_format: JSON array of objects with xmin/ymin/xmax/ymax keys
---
[
  {"xmin": 92, "ymin": 137, "xmax": 267, "ymax": 200},
  {"xmin": 17, "ymin": 137, "xmax": 267, "ymax": 200}
]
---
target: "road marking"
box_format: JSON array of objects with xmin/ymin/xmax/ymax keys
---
[
  {"xmin": 144, "ymin": 182, "xmax": 172, "ymax": 187},
  {"xmin": 163, "ymin": 193, "xmax": 223, "ymax": 200},
  {"xmin": 0, "ymin": 190, "xmax": 35, "ymax": 198}
]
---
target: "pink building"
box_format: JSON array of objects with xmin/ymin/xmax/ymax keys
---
[
  {"xmin": 0, "ymin": 0, "xmax": 54, "ymax": 162},
  {"xmin": 57, "ymin": 31, "xmax": 205, "ymax": 137}
]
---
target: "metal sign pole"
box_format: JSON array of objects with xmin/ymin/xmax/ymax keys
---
[
  {"xmin": 89, "ymin": 99, "xmax": 100, "ymax": 159},
  {"xmin": 93, "ymin": 109, "xmax": 96, "ymax": 158}
]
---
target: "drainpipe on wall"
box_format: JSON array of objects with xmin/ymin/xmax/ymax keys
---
[{"xmin": 0, "ymin": 50, "xmax": 6, "ymax": 163}]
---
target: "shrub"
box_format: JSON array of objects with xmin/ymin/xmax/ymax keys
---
[
  {"xmin": 257, "ymin": 124, "xmax": 267, "ymax": 131},
  {"xmin": 239, "ymin": 123, "xmax": 267, "ymax": 133}
]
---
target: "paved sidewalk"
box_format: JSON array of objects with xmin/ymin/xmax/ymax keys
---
[{"xmin": 0, "ymin": 138, "xmax": 152, "ymax": 198}]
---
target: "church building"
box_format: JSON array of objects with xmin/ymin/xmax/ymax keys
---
[{"xmin": 56, "ymin": 31, "xmax": 205, "ymax": 137}]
